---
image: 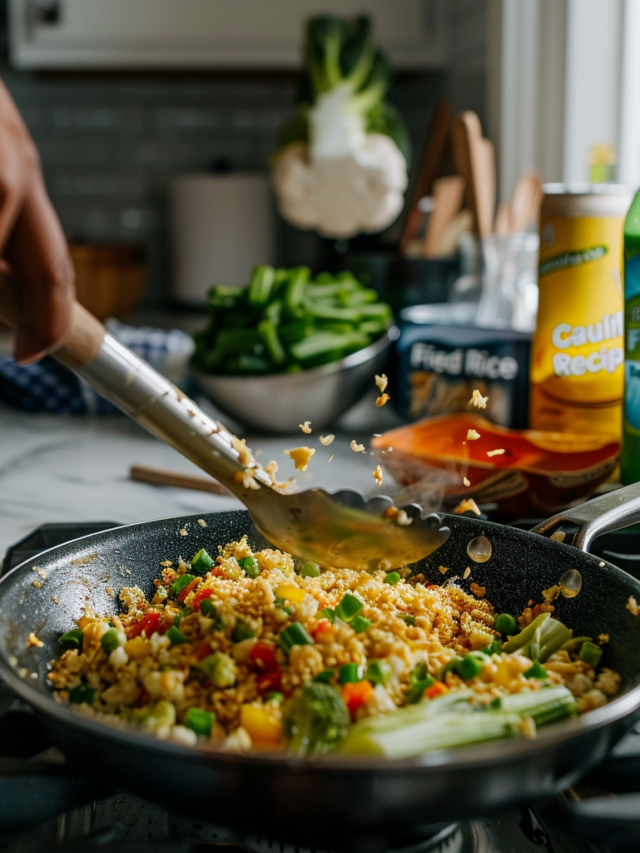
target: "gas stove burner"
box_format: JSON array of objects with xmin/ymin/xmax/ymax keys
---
[{"xmin": 244, "ymin": 822, "xmax": 460, "ymax": 853}]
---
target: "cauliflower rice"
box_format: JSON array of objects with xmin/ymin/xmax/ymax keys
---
[{"xmin": 48, "ymin": 537, "xmax": 620, "ymax": 754}]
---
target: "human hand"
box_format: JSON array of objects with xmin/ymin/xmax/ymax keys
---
[{"xmin": 0, "ymin": 79, "xmax": 74, "ymax": 363}]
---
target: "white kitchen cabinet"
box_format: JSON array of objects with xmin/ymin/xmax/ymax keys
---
[{"xmin": 8, "ymin": 0, "xmax": 450, "ymax": 70}]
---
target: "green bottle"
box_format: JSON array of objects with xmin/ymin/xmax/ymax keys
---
[{"xmin": 621, "ymin": 188, "xmax": 640, "ymax": 483}]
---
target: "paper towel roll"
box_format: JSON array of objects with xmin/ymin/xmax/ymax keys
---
[{"xmin": 170, "ymin": 173, "xmax": 274, "ymax": 304}]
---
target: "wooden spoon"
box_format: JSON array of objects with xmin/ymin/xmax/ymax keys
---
[{"xmin": 422, "ymin": 175, "xmax": 465, "ymax": 257}]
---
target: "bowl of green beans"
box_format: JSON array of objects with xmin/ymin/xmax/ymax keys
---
[{"xmin": 191, "ymin": 265, "xmax": 395, "ymax": 433}]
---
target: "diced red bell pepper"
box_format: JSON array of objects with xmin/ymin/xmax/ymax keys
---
[
  {"xmin": 313, "ymin": 619, "xmax": 336, "ymax": 642},
  {"xmin": 191, "ymin": 588, "xmax": 215, "ymax": 612},
  {"xmin": 210, "ymin": 566, "xmax": 224, "ymax": 578},
  {"xmin": 128, "ymin": 611, "xmax": 163, "ymax": 639},
  {"xmin": 342, "ymin": 680, "xmax": 374, "ymax": 716},
  {"xmin": 178, "ymin": 577, "xmax": 200, "ymax": 603},
  {"xmin": 136, "ymin": 687, "xmax": 151, "ymax": 707},
  {"xmin": 257, "ymin": 669, "xmax": 283, "ymax": 695},
  {"xmin": 250, "ymin": 640, "xmax": 278, "ymax": 672},
  {"xmin": 425, "ymin": 681, "xmax": 449, "ymax": 699}
]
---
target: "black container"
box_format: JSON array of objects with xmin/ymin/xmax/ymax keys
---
[
  {"xmin": 345, "ymin": 251, "xmax": 460, "ymax": 313},
  {"xmin": 393, "ymin": 304, "xmax": 532, "ymax": 429}
]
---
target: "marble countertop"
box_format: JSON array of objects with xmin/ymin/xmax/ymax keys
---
[{"xmin": 0, "ymin": 398, "xmax": 402, "ymax": 559}]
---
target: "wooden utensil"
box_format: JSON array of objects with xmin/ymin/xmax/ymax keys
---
[
  {"xmin": 510, "ymin": 171, "xmax": 543, "ymax": 233},
  {"xmin": 495, "ymin": 201, "xmax": 512, "ymax": 236},
  {"xmin": 432, "ymin": 209, "xmax": 474, "ymax": 257},
  {"xmin": 452, "ymin": 112, "xmax": 494, "ymax": 238},
  {"xmin": 422, "ymin": 175, "xmax": 465, "ymax": 257},
  {"xmin": 400, "ymin": 99, "xmax": 452, "ymax": 254},
  {"xmin": 130, "ymin": 464, "xmax": 231, "ymax": 496},
  {"xmin": 476, "ymin": 137, "xmax": 496, "ymax": 239}
]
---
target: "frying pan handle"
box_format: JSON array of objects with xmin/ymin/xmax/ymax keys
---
[
  {"xmin": 531, "ymin": 482, "xmax": 640, "ymax": 552},
  {"xmin": 0, "ymin": 277, "xmax": 264, "ymax": 493},
  {"xmin": 547, "ymin": 794, "xmax": 640, "ymax": 847}
]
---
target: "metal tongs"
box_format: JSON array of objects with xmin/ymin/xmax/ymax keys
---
[{"xmin": 0, "ymin": 282, "xmax": 450, "ymax": 570}]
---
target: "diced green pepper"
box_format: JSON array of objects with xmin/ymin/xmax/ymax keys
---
[
  {"xmin": 313, "ymin": 668, "xmax": 335, "ymax": 684},
  {"xmin": 365, "ymin": 660, "xmax": 392, "ymax": 686},
  {"xmin": 274, "ymin": 596, "xmax": 294, "ymax": 616},
  {"xmin": 169, "ymin": 574, "xmax": 196, "ymax": 598},
  {"xmin": 384, "ymin": 572, "xmax": 401, "ymax": 585},
  {"xmin": 411, "ymin": 662, "xmax": 429, "ymax": 683},
  {"xmin": 406, "ymin": 676, "xmax": 435, "ymax": 704},
  {"xmin": 69, "ymin": 684, "xmax": 96, "ymax": 705},
  {"xmin": 317, "ymin": 608, "xmax": 335, "ymax": 623},
  {"xmin": 167, "ymin": 626, "xmax": 189, "ymax": 646},
  {"xmin": 100, "ymin": 628, "xmax": 126, "ymax": 655},
  {"xmin": 58, "ymin": 629, "xmax": 84, "ymax": 650},
  {"xmin": 238, "ymin": 556, "xmax": 260, "ymax": 578},
  {"xmin": 200, "ymin": 599, "xmax": 218, "ymax": 618},
  {"xmin": 334, "ymin": 593, "xmax": 364, "ymax": 623},
  {"xmin": 494, "ymin": 614, "xmax": 518, "ymax": 636},
  {"xmin": 185, "ymin": 707, "xmax": 215, "ymax": 737},
  {"xmin": 479, "ymin": 639, "xmax": 503, "ymax": 656},
  {"xmin": 191, "ymin": 548, "xmax": 214, "ymax": 575},
  {"xmin": 524, "ymin": 661, "xmax": 548, "ymax": 679},
  {"xmin": 402, "ymin": 615, "xmax": 416, "ymax": 626},
  {"xmin": 338, "ymin": 663, "xmax": 361, "ymax": 684},
  {"xmin": 300, "ymin": 561, "xmax": 321, "ymax": 578},
  {"xmin": 578, "ymin": 641, "xmax": 603, "ymax": 668},
  {"xmin": 279, "ymin": 622, "xmax": 313, "ymax": 654},
  {"xmin": 438, "ymin": 657, "xmax": 463, "ymax": 680},
  {"xmin": 232, "ymin": 620, "xmax": 257, "ymax": 643},
  {"xmin": 406, "ymin": 662, "xmax": 435, "ymax": 703},
  {"xmin": 351, "ymin": 615, "xmax": 371, "ymax": 633},
  {"xmin": 265, "ymin": 691, "xmax": 285, "ymax": 704}
]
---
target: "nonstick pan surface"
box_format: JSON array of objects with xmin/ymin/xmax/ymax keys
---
[{"xmin": 0, "ymin": 509, "xmax": 639, "ymax": 850}]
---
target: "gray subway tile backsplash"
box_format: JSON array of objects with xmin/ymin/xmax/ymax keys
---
[{"xmin": 0, "ymin": 0, "xmax": 474, "ymax": 309}]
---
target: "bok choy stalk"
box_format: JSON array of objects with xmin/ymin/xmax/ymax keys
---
[
  {"xmin": 272, "ymin": 15, "xmax": 409, "ymax": 238},
  {"xmin": 503, "ymin": 614, "xmax": 571, "ymax": 662},
  {"xmin": 337, "ymin": 686, "xmax": 576, "ymax": 759}
]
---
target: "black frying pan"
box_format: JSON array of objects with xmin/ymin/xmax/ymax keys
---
[{"xmin": 1, "ymin": 486, "xmax": 640, "ymax": 850}]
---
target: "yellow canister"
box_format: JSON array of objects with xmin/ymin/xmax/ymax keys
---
[{"xmin": 530, "ymin": 184, "xmax": 631, "ymax": 437}]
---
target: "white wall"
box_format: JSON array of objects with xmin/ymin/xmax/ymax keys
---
[
  {"xmin": 562, "ymin": 0, "xmax": 623, "ymax": 183},
  {"xmin": 488, "ymin": 0, "xmax": 635, "ymax": 198},
  {"xmin": 619, "ymin": 0, "xmax": 640, "ymax": 188}
]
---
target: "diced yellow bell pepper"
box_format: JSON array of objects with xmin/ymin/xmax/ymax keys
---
[
  {"xmin": 125, "ymin": 636, "xmax": 151, "ymax": 660},
  {"xmin": 276, "ymin": 584, "xmax": 305, "ymax": 605},
  {"xmin": 240, "ymin": 704, "xmax": 282, "ymax": 744}
]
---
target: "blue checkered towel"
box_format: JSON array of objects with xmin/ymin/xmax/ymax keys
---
[{"xmin": 0, "ymin": 320, "xmax": 195, "ymax": 415}]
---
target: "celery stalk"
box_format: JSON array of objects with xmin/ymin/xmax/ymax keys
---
[
  {"xmin": 503, "ymin": 614, "xmax": 571, "ymax": 662},
  {"xmin": 339, "ymin": 711, "xmax": 522, "ymax": 758},
  {"xmin": 337, "ymin": 685, "xmax": 576, "ymax": 759}
]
